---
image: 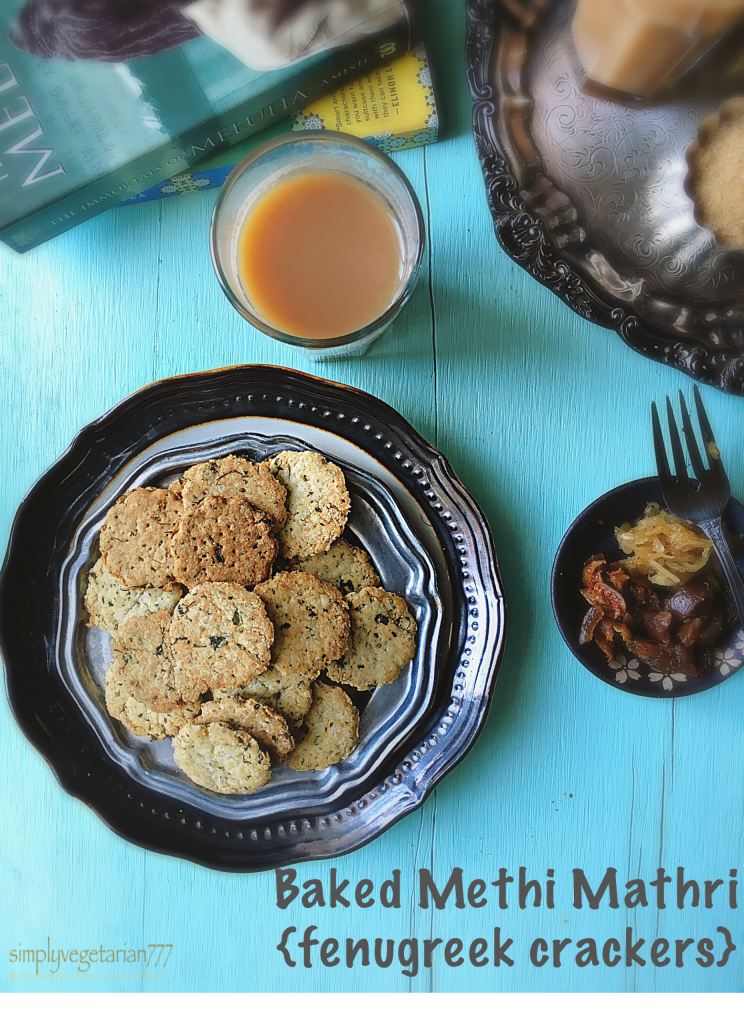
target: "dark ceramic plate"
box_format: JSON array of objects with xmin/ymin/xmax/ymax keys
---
[
  {"xmin": 0, "ymin": 366, "xmax": 506, "ymax": 871},
  {"xmin": 466, "ymin": 0, "xmax": 744, "ymax": 395},
  {"xmin": 552, "ymin": 477, "xmax": 744, "ymax": 698}
]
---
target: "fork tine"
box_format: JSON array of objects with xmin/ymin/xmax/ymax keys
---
[
  {"xmin": 665, "ymin": 396, "xmax": 689, "ymax": 484},
  {"xmin": 693, "ymin": 385, "xmax": 725, "ymax": 473},
  {"xmin": 651, "ymin": 402, "xmax": 672, "ymax": 487},
  {"xmin": 678, "ymin": 390, "xmax": 707, "ymax": 483}
]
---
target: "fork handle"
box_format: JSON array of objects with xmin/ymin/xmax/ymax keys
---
[{"xmin": 699, "ymin": 517, "xmax": 744, "ymax": 628}]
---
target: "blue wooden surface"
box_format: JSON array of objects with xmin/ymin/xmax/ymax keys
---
[{"xmin": 3, "ymin": 0, "xmax": 744, "ymax": 994}]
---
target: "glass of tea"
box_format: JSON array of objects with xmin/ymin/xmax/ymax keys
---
[{"xmin": 210, "ymin": 131, "xmax": 425, "ymax": 360}]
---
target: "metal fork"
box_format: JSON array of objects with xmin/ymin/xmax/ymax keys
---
[{"xmin": 652, "ymin": 386, "xmax": 744, "ymax": 626}]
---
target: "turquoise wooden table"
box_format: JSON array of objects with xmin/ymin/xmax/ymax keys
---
[{"xmin": 3, "ymin": 0, "xmax": 744, "ymax": 996}]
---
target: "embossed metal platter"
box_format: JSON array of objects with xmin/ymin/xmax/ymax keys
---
[
  {"xmin": 467, "ymin": 0, "xmax": 744, "ymax": 394},
  {"xmin": 0, "ymin": 366, "xmax": 506, "ymax": 871}
]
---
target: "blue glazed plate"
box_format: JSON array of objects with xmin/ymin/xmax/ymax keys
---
[
  {"xmin": 552, "ymin": 477, "xmax": 744, "ymax": 698},
  {"xmin": 0, "ymin": 366, "xmax": 506, "ymax": 871}
]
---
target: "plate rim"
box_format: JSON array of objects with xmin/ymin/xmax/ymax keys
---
[
  {"xmin": 0, "ymin": 363, "xmax": 507, "ymax": 871},
  {"xmin": 465, "ymin": 0, "xmax": 744, "ymax": 396}
]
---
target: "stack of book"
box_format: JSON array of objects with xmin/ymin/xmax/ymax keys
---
[
  {"xmin": 0, "ymin": 0, "xmax": 436, "ymax": 252},
  {"xmin": 122, "ymin": 32, "xmax": 438, "ymax": 207}
]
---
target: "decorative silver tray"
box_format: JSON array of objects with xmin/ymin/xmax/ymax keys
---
[{"xmin": 466, "ymin": 0, "xmax": 744, "ymax": 394}]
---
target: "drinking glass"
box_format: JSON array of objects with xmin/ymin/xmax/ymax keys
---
[{"xmin": 211, "ymin": 131, "xmax": 425, "ymax": 361}]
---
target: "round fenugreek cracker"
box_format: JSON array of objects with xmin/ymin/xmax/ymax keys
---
[
  {"xmin": 100, "ymin": 486, "xmax": 182, "ymax": 588},
  {"xmin": 224, "ymin": 667, "xmax": 315, "ymax": 728},
  {"xmin": 269, "ymin": 451, "xmax": 350, "ymax": 560},
  {"xmin": 254, "ymin": 571, "xmax": 350, "ymax": 678},
  {"xmin": 172, "ymin": 721, "xmax": 271, "ymax": 794},
  {"xmin": 286, "ymin": 681, "xmax": 359, "ymax": 772},
  {"xmin": 181, "ymin": 455, "xmax": 288, "ymax": 530},
  {"xmin": 106, "ymin": 610, "xmax": 194, "ymax": 713},
  {"xmin": 199, "ymin": 696, "xmax": 294, "ymax": 762},
  {"xmin": 170, "ymin": 583, "xmax": 273, "ymax": 693},
  {"xmin": 85, "ymin": 557, "xmax": 183, "ymax": 634},
  {"xmin": 169, "ymin": 494, "xmax": 277, "ymax": 587},
  {"xmin": 326, "ymin": 586, "xmax": 417, "ymax": 691},
  {"xmin": 291, "ymin": 537, "xmax": 380, "ymax": 596},
  {"xmin": 106, "ymin": 673, "xmax": 201, "ymax": 740}
]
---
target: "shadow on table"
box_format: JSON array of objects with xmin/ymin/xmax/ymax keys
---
[{"xmin": 360, "ymin": 282, "xmax": 586, "ymax": 380}]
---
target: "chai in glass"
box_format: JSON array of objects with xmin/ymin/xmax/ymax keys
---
[{"xmin": 236, "ymin": 170, "xmax": 403, "ymax": 341}]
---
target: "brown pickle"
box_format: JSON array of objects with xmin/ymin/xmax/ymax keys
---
[{"xmin": 579, "ymin": 554, "xmax": 732, "ymax": 677}]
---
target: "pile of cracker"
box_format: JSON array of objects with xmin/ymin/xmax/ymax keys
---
[{"xmin": 85, "ymin": 451, "xmax": 417, "ymax": 795}]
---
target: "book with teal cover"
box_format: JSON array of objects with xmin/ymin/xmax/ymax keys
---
[{"xmin": 0, "ymin": 0, "xmax": 411, "ymax": 252}]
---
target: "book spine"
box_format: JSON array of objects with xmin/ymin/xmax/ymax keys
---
[{"xmin": 0, "ymin": 19, "xmax": 411, "ymax": 253}]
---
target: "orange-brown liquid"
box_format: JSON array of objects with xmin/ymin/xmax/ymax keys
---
[{"xmin": 237, "ymin": 171, "xmax": 402, "ymax": 339}]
